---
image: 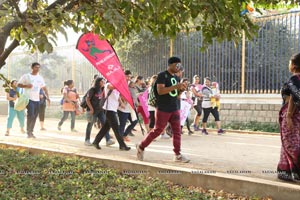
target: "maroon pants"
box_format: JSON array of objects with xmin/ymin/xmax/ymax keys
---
[{"xmin": 140, "ymin": 109, "xmax": 181, "ymax": 155}]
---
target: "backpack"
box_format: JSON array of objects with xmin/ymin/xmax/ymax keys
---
[
  {"xmin": 80, "ymin": 87, "xmax": 95, "ymax": 109},
  {"xmin": 80, "ymin": 92, "xmax": 88, "ymax": 108},
  {"xmin": 148, "ymin": 81, "xmax": 158, "ymax": 107},
  {"xmin": 60, "ymin": 87, "xmax": 73, "ymax": 105}
]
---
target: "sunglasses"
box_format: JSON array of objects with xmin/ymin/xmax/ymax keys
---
[{"xmin": 175, "ymin": 63, "xmax": 182, "ymax": 69}]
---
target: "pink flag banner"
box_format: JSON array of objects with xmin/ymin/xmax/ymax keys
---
[
  {"xmin": 138, "ymin": 90, "xmax": 150, "ymax": 118},
  {"xmin": 76, "ymin": 33, "xmax": 134, "ymax": 109}
]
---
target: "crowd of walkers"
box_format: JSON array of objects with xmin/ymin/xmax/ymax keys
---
[
  {"xmin": 3, "ymin": 58, "xmax": 225, "ymax": 161},
  {"xmin": 3, "ymin": 53, "xmax": 300, "ymax": 182}
]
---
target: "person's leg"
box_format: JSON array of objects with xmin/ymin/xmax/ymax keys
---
[
  {"xmin": 168, "ymin": 110, "xmax": 182, "ymax": 155},
  {"xmin": 201, "ymin": 107, "xmax": 211, "ymax": 134},
  {"xmin": 98, "ymin": 111, "xmax": 111, "ymax": 142},
  {"xmin": 139, "ymin": 110, "xmax": 171, "ymax": 150},
  {"xmin": 16, "ymin": 110, "xmax": 25, "ymax": 133},
  {"xmin": 107, "ymin": 111, "xmax": 129, "ymax": 149},
  {"xmin": 193, "ymin": 103, "xmax": 202, "ymax": 131},
  {"xmin": 85, "ymin": 111, "xmax": 96, "ymax": 143},
  {"xmin": 6, "ymin": 106, "xmax": 16, "ymax": 135},
  {"xmin": 117, "ymin": 110, "xmax": 128, "ymax": 137},
  {"xmin": 211, "ymin": 107, "xmax": 223, "ymax": 134},
  {"xmin": 185, "ymin": 114, "xmax": 193, "ymax": 134},
  {"xmin": 30, "ymin": 101, "xmax": 40, "ymax": 135},
  {"xmin": 124, "ymin": 114, "xmax": 138, "ymax": 137},
  {"xmin": 26, "ymin": 100, "xmax": 34, "ymax": 135},
  {"xmin": 26, "ymin": 100, "xmax": 39, "ymax": 136},
  {"xmin": 58, "ymin": 111, "xmax": 69, "ymax": 129},
  {"xmin": 70, "ymin": 111, "xmax": 76, "ymax": 131},
  {"xmin": 92, "ymin": 115, "xmax": 111, "ymax": 149},
  {"xmin": 39, "ymin": 104, "xmax": 46, "ymax": 130},
  {"xmin": 138, "ymin": 106, "xmax": 150, "ymax": 132},
  {"xmin": 85, "ymin": 122, "xmax": 93, "ymax": 142}
]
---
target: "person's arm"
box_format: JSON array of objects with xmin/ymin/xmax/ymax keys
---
[
  {"xmin": 286, "ymin": 97, "xmax": 296, "ymax": 130},
  {"xmin": 17, "ymin": 75, "xmax": 32, "ymax": 89},
  {"xmin": 6, "ymin": 92, "xmax": 16, "ymax": 101},
  {"xmin": 86, "ymin": 89, "xmax": 94, "ymax": 114},
  {"xmin": 119, "ymin": 96, "xmax": 126, "ymax": 109},
  {"xmin": 191, "ymin": 86, "xmax": 202, "ymax": 98},
  {"xmin": 156, "ymin": 83, "xmax": 186, "ymax": 95},
  {"xmin": 107, "ymin": 83, "xmax": 114, "ymax": 90}
]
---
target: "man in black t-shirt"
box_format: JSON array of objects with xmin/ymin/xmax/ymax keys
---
[{"xmin": 136, "ymin": 57, "xmax": 190, "ymax": 163}]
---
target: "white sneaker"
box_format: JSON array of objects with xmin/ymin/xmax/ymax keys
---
[
  {"xmin": 160, "ymin": 133, "xmax": 170, "ymax": 139},
  {"xmin": 84, "ymin": 140, "xmax": 92, "ymax": 146},
  {"xmin": 106, "ymin": 139, "xmax": 115, "ymax": 146},
  {"xmin": 136, "ymin": 144, "xmax": 144, "ymax": 161},
  {"xmin": 174, "ymin": 154, "xmax": 190, "ymax": 163}
]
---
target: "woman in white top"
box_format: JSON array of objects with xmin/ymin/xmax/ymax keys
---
[
  {"xmin": 190, "ymin": 75, "xmax": 203, "ymax": 131},
  {"xmin": 201, "ymin": 77, "xmax": 224, "ymax": 135},
  {"xmin": 92, "ymin": 82, "xmax": 131, "ymax": 151}
]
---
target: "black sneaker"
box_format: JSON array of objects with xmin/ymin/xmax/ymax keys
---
[
  {"xmin": 92, "ymin": 142, "xmax": 101, "ymax": 150},
  {"xmin": 27, "ymin": 134, "xmax": 36, "ymax": 138},
  {"xmin": 128, "ymin": 132, "xmax": 135, "ymax": 136},
  {"xmin": 119, "ymin": 146, "xmax": 131, "ymax": 151},
  {"xmin": 202, "ymin": 129, "xmax": 208, "ymax": 135},
  {"xmin": 218, "ymin": 129, "xmax": 225, "ymax": 134}
]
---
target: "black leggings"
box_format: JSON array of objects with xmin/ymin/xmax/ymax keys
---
[
  {"xmin": 194, "ymin": 100, "xmax": 202, "ymax": 116},
  {"xmin": 202, "ymin": 107, "xmax": 220, "ymax": 123},
  {"xmin": 39, "ymin": 104, "xmax": 46, "ymax": 122}
]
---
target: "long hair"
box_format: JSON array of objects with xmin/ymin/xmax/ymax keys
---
[{"xmin": 93, "ymin": 77, "xmax": 104, "ymax": 91}]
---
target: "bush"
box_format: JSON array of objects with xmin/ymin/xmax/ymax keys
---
[{"xmin": 0, "ymin": 147, "xmax": 209, "ymax": 200}]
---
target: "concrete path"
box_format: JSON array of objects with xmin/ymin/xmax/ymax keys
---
[{"xmin": 1, "ymin": 116, "xmax": 300, "ymax": 199}]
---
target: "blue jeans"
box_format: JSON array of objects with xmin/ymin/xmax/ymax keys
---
[
  {"xmin": 117, "ymin": 110, "xmax": 138, "ymax": 137},
  {"xmin": 58, "ymin": 111, "xmax": 75, "ymax": 130},
  {"xmin": 26, "ymin": 100, "xmax": 40, "ymax": 135},
  {"xmin": 85, "ymin": 111, "xmax": 110, "ymax": 142}
]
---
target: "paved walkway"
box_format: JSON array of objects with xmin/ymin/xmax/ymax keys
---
[{"xmin": 0, "ymin": 116, "xmax": 282, "ymax": 181}]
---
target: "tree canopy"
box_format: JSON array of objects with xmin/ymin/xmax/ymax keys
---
[{"xmin": 0, "ymin": 0, "xmax": 297, "ymax": 72}]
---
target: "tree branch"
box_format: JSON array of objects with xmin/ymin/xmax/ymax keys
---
[
  {"xmin": 0, "ymin": 19, "xmax": 23, "ymax": 54},
  {"xmin": 0, "ymin": 39, "xmax": 20, "ymax": 69},
  {"xmin": 46, "ymin": 0, "xmax": 69, "ymax": 11},
  {"xmin": 32, "ymin": 0, "xmax": 38, "ymax": 9},
  {"xmin": 9, "ymin": 0, "xmax": 23, "ymax": 18}
]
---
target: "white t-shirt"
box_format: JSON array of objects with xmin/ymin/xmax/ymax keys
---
[
  {"xmin": 18, "ymin": 73, "xmax": 46, "ymax": 101},
  {"xmin": 103, "ymin": 83, "xmax": 120, "ymax": 112},
  {"xmin": 118, "ymin": 102, "xmax": 131, "ymax": 113}
]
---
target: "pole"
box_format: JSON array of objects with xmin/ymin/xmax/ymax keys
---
[
  {"xmin": 241, "ymin": 30, "xmax": 246, "ymax": 93},
  {"xmin": 170, "ymin": 39, "xmax": 173, "ymax": 57}
]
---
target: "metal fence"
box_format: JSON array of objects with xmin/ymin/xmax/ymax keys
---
[
  {"xmin": 121, "ymin": 12, "xmax": 300, "ymax": 94},
  {"xmin": 2, "ymin": 12, "xmax": 300, "ymax": 95}
]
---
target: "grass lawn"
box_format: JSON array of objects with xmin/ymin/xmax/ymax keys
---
[{"xmin": 0, "ymin": 147, "xmax": 270, "ymax": 200}]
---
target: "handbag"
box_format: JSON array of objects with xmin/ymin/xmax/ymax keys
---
[{"xmin": 14, "ymin": 93, "xmax": 29, "ymax": 111}]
